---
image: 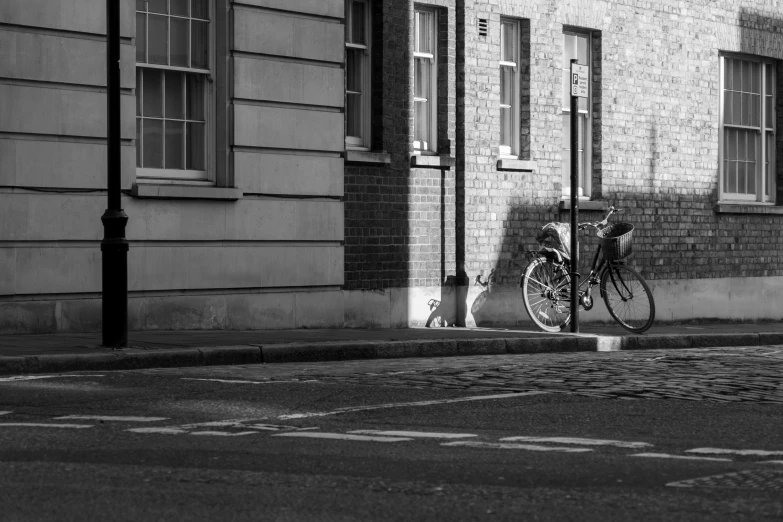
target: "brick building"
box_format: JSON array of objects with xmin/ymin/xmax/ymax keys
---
[{"xmin": 1, "ymin": 0, "xmax": 782, "ymax": 334}]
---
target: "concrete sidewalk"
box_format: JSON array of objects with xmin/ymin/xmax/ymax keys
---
[{"xmin": 1, "ymin": 322, "xmax": 783, "ymax": 376}]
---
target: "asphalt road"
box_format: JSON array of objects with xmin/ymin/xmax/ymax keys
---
[{"xmin": 1, "ymin": 346, "xmax": 782, "ymax": 521}]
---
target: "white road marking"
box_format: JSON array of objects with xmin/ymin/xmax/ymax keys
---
[
  {"xmin": 0, "ymin": 375, "xmax": 105, "ymax": 383},
  {"xmin": 127, "ymin": 427, "xmax": 187, "ymax": 434},
  {"xmin": 0, "ymin": 423, "xmax": 93, "ymax": 429},
  {"xmin": 181, "ymin": 378, "xmax": 320, "ymax": 385},
  {"xmin": 273, "ymin": 432, "xmax": 413, "ymax": 442},
  {"xmin": 277, "ymin": 391, "xmax": 548, "ymax": 420},
  {"xmin": 190, "ymin": 431, "xmax": 259, "ymax": 437},
  {"xmin": 762, "ymin": 460, "xmax": 783, "ymax": 465},
  {"xmin": 685, "ymin": 447, "xmax": 783, "ymax": 457},
  {"xmin": 177, "ymin": 420, "xmax": 300, "ymax": 431},
  {"xmin": 631, "ymin": 453, "xmax": 732, "ymax": 462},
  {"xmin": 0, "ymin": 411, "xmax": 12, "ymax": 416},
  {"xmin": 499, "ymin": 436, "xmax": 652, "ymax": 449},
  {"xmin": 442, "ymin": 441, "xmax": 592, "ymax": 452},
  {"xmin": 55, "ymin": 415, "xmax": 168, "ymax": 422},
  {"xmin": 349, "ymin": 430, "xmax": 477, "ymax": 439}
]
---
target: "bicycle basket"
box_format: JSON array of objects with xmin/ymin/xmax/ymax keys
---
[{"xmin": 597, "ymin": 222, "xmax": 634, "ymax": 261}]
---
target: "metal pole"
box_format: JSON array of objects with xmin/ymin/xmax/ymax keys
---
[
  {"xmin": 569, "ymin": 59, "xmax": 579, "ymax": 334},
  {"xmin": 102, "ymin": 0, "xmax": 129, "ymax": 347}
]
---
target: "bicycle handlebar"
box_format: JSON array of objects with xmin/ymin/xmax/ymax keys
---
[{"xmin": 577, "ymin": 206, "xmax": 623, "ymax": 231}]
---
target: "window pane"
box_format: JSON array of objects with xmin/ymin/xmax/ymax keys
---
[
  {"xmin": 171, "ymin": 0, "xmax": 188, "ymax": 16},
  {"xmin": 737, "ymin": 161, "xmax": 747, "ymax": 193},
  {"xmin": 733, "ymin": 61, "xmax": 742, "ymax": 94},
  {"xmin": 346, "ymin": 93, "xmax": 362, "ymax": 138},
  {"xmin": 136, "ymin": 118, "xmax": 142, "ymax": 167},
  {"xmin": 752, "ymin": 94, "xmax": 760, "ymax": 127},
  {"xmin": 742, "ymin": 60, "xmax": 751, "ymax": 92},
  {"xmin": 186, "ymin": 74, "xmax": 205, "ymax": 120},
  {"xmin": 766, "ymin": 96, "xmax": 774, "ymax": 130},
  {"xmin": 136, "ymin": 71, "xmax": 142, "ymax": 116},
  {"xmin": 563, "ymin": 33, "xmax": 575, "ymax": 68},
  {"xmin": 351, "ymin": 1, "xmax": 366, "ymax": 45},
  {"xmin": 148, "ymin": 0, "xmax": 167, "ymax": 14},
  {"xmin": 165, "ymin": 71, "xmax": 184, "ymax": 119},
  {"xmin": 578, "ymin": 150, "xmax": 585, "ymax": 192},
  {"xmin": 579, "ymin": 92, "xmax": 587, "ymax": 112},
  {"xmin": 415, "ymin": 58, "xmax": 430, "ymax": 99},
  {"xmin": 186, "ymin": 122, "xmax": 205, "ymax": 170},
  {"xmin": 747, "ymin": 131, "xmax": 757, "ymax": 163},
  {"xmin": 142, "ymin": 118, "xmax": 163, "ymax": 168},
  {"xmin": 737, "ymin": 130, "xmax": 746, "ymax": 161},
  {"xmin": 724, "ymin": 58, "xmax": 732, "ymax": 91},
  {"xmin": 414, "ymin": 100, "xmax": 429, "ymax": 147},
  {"xmin": 142, "ymin": 68, "xmax": 163, "ymax": 117},
  {"xmin": 416, "ymin": 11, "xmax": 431, "ymax": 54},
  {"xmin": 502, "ymin": 23, "xmax": 514, "ymax": 63},
  {"xmin": 136, "ymin": 0, "xmax": 147, "ymax": 12},
  {"xmin": 148, "ymin": 14, "xmax": 168, "ymax": 65},
  {"xmin": 192, "ymin": 0, "xmax": 209, "ymax": 19},
  {"xmin": 766, "ymin": 63, "xmax": 774, "ymax": 94},
  {"xmin": 732, "ymin": 91, "xmax": 742, "ymax": 125},
  {"xmin": 500, "ymin": 107, "xmax": 512, "ymax": 147},
  {"xmin": 742, "ymin": 92, "xmax": 751, "ymax": 126},
  {"xmin": 347, "ymin": 49, "xmax": 363, "ymax": 93},
  {"xmin": 136, "ymin": 13, "xmax": 146, "ymax": 62},
  {"xmin": 723, "ymin": 89, "xmax": 732, "ymax": 124},
  {"xmin": 747, "ymin": 160, "xmax": 756, "ymax": 194},
  {"xmin": 165, "ymin": 121, "xmax": 185, "ymax": 169},
  {"xmin": 751, "ymin": 62, "xmax": 760, "ymax": 94},
  {"xmin": 191, "ymin": 20, "xmax": 209, "ymax": 69},
  {"xmin": 577, "ymin": 34, "xmax": 588, "ymax": 65},
  {"xmin": 767, "ymin": 132, "xmax": 775, "ymax": 197},
  {"xmin": 170, "ymin": 17, "xmax": 189, "ymax": 67},
  {"xmin": 500, "ymin": 66, "xmax": 513, "ymax": 106},
  {"xmin": 727, "ymin": 128, "xmax": 737, "ymax": 160},
  {"xmin": 727, "ymin": 161, "xmax": 736, "ymax": 193}
]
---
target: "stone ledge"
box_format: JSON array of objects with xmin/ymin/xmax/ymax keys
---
[
  {"xmin": 714, "ymin": 203, "xmax": 783, "ymax": 215},
  {"xmin": 410, "ymin": 155, "xmax": 456, "ymax": 169},
  {"xmin": 559, "ymin": 199, "xmax": 610, "ymax": 211},
  {"xmin": 496, "ymin": 159, "xmax": 537, "ymax": 171},
  {"xmin": 345, "ymin": 150, "xmax": 391, "ymax": 165},
  {"xmin": 131, "ymin": 183, "xmax": 243, "ymax": 201}
]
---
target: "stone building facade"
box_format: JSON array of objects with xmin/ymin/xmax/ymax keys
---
[{"xmin": 1, "ymin": 0, "xmax": 783, "ymax": 334}]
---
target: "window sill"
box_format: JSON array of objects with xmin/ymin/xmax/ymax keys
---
[
  {"xmin": 345, "ymin": 150, "xmax": 391, "ymax": 165},
  {"xmin": 714, "ymin": 203, "xmax": 783, "ymax": 214},
  {"xmin": 497, "ymin": 159, "xmax": 537, "ymax": 172},
  {"xmin": 131, "ymin": 183, "xmax": 243, "ymax": 201},
  {"xmin": 559, "ymin": 199, "xmax": 608, "ymax": 211},
  {"xmin": 410, "ymin": 155, "xmax": 456, "ymax": 169}
]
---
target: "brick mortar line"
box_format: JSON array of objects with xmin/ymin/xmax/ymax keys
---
[{"xmin": 0, "ymin": 332, "xmax": 778, "ymax": 376}]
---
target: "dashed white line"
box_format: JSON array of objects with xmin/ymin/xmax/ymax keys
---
[
  {"xmin": 190, "ymin": 431, "xmax": 259, "ymax": 437},
  {"xmin": 55, "ymin": 415, "xmax": 168, "ymax": 422},
  {"xmin": 442, "ymin": 441, "xmax": 592, "ymax": 452},
  {"xmin": 0, "ymin": 423, "xmax": 93, "ymax": 429},
  {"xmin": 277, "ymin": 391, "xmax": 548, "ymax": 420},
  {"xmin": 631, "ymin": 453, "xmax": 732, "ymax": 462},
  {"xmin": 762, "ymin": 460, "xmax": 783, "ymax": 465},
  {"xmin": 127, "ymin": 427, "xmax": 187, "ymax": 435},
  {"xmin": 273, "ymin": 432, "xmax": 413, "ymax": 442},
  {"xmin": 685, "ymin": 447, "xmax": 783, "ymax": 457},
  {"xmin": 349, "ymin": 430, "xmax": 477, "ymax": 439},
  {"xmin": 0, "ymin": 411, "xmax": 12, "ymax": 416},
  {"xmin": 0, "ymin": 375, "xmax": 105, "ymax": 383},
  {"xmin": 500, "ymin": 436, "xmax": 652, "ymax": 449}
]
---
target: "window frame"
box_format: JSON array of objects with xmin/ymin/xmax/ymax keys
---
[
  {"xmin": 561, "ymin": 28, "xmax": 592, "ymax": 199},
  {"xmin": 413, "ymin": 6, "xmax": 438, "ymax": 155},
  {"xmin": 345, "ymin": 0, "xmax": 372, "ymax": 150},
  {"xmin": 499, "ymin": 18, "xmax": 520, "ymax": 157},
  {"xmin": 135, "ymin": 0, "xmax": 215, "ymax": 183},
  {"xmin": 719, "ymin": 53, "xmax": 777, "ymax": 204}
]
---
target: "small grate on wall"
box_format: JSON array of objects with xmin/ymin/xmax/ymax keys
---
[{"xmin": 478, "ymin": 18, "xmax": 488, "ymax": 37}]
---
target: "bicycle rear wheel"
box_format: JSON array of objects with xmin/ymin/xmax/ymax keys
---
[
  {"xmin": 600, "ymin": 264, "xmax": 655, "ymax": 333},
  {"xmin": 521, "ymin": 257, "xmax": 571, "ymax": 332}
]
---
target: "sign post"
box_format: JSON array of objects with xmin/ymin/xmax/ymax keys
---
[{"xmin": 569, "ymin": 60, "xmax": 588, "ymax": 333}]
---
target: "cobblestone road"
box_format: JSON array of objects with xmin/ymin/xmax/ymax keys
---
[{"xmin": 208, "ymin": 346, "xmax": 783, "ymax": 404}]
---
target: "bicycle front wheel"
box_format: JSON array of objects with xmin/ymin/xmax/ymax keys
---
[
  {"xmin": 521, "ymin": 257, "xmax": 571, "ymax": 332},
  {"xmin": 600, "ymin": 264, "xmax": 655, "ymax": 333}
]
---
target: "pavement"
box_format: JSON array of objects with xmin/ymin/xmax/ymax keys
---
[{"xmin": 1, "ymin": 321, "xmax": 783, "ymax": 376}]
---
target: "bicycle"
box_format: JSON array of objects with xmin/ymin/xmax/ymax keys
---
[{"xmin": 520, "ymin": 206, "xmax": 655, "ymax": 333}]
